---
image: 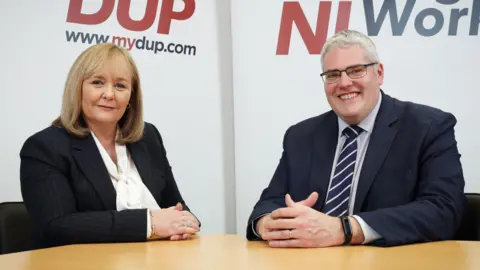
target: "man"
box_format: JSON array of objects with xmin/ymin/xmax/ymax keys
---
[{"xmin": 246, "ymin": 29, "xmax": 466, "ymax": 247}]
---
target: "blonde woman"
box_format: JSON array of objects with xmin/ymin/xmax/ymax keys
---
[{"xmin": 20, "ymin": 43, "xmax": 200, "ymax": 248}]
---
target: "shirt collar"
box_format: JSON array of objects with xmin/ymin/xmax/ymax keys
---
[{"xmin": 337, "ymin": 92, "xmax": 382, "ymax": 137}]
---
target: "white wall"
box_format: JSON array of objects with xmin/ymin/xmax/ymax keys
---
[
  {"xmin": 231, "ymin": 0, "xmax": 480, "ymax": 233},
  {"xmin": 0, "ymin": 0, "xmax": 236, "ymax": 234}
]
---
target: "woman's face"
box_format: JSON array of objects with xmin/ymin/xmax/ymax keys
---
[{"xmin": 81, "ymin": 55, "xmax": 133, "ymax": 128}]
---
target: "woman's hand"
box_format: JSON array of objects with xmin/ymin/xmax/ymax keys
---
[{"xmin": 150, "ymin": 203, "xmax": 200, "ymax": 240}]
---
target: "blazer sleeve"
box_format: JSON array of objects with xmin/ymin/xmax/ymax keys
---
[
  {"xmin": 20, "ymin": 135, "xmax": 148, "ymax": 247},
  {"xmin": 149, "ymin": 124, "xmax": 200, "ymax": 226},
  {"xmin": 357, "ymin": 112, "xmax": 467, "ymax": 247},
  {"xmin": 246, "ymin": 127, "xmax": 291, "ymax": 240}
]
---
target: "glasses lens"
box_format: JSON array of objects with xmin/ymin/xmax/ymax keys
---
[
  {"xmin": 324, "ymin": 71, "xmax": 341, "ymax": 83},
  {"xmin": 346, "ymin": 66, "xmax": 367, "ymax": 79}
]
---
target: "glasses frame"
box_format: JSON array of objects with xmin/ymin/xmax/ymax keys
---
[{"xmin": 320, "ymin": 62, "xmax": 378, "ymax": 84}]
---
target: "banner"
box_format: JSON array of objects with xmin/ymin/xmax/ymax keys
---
[
  {"xmin": 0, "ymin": 0, "xmax": 234, "ymax": 234},
  {"xmin": 232, "ymin": 0, "xmax": 479, "ymax": 232}
]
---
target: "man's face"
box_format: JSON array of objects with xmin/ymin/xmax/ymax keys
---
[{"xmin": 322, "ymin": 46, "xmax": 384, "ymax": 125}]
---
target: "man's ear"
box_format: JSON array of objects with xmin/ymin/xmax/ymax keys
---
[{"xmin": 377, "ymin": 62, "xmax": 384, "ymax": 86}]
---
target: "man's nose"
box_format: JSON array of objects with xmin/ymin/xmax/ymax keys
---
[{"xmin": 338, "ymin": 72, "xmax": 353, "ymax": 88}]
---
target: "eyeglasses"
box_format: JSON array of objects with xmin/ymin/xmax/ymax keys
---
[{"xmin": 320, "ymin": 63, "xmax": 377, "ymax": 84}]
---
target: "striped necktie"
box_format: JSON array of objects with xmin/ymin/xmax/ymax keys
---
[{"xmin": 323, "ymin": 125, "xmax": 363, "ymax": 217}]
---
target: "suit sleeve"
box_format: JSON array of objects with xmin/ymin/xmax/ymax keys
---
[
  {"xmin": 246, "ymin": 128, "xmax": 291, "ymax": 240},
  {"xmin": 357, "ymin": 113, "xmax": 467, "ymax": 246},
  {"xmin": 20, "ymin": 136, "xmax": 148, "ymax": 247},
  {"xmin": 149, "ymin": 124, "xmax": 200, "ymax": 225}
]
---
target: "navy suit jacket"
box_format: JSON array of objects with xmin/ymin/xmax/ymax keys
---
[
  {"xmin": 20, "ymin": 122, "xmax": 195, "ymax": 248},
  {"xmin": 246, "ymin": 92, "xmax": 466, "ymax": 246}
]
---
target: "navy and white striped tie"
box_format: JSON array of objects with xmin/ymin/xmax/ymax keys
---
[{"xmin": 323, "ymin": 126, "xmax": 363, "ymax": 217}]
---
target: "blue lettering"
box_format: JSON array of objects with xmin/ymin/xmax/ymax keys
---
[
  {"xmin": 449, "ymin": 8, "xmax": 468, "ymax": 35},
  {"xmin": 415, "ymin": 8, "xmax": 444, "ymax": 37},
  {"xmin": 363, "ymin": 0, "xmax": 479, "ymax": 36},
  {"xmin": 436, "ymin": 0, "xmax": 460, "ymax": 4},
  {"xmin": 363, "ymin": 0, "xmax": 415, "ymax": 36},
  {"xmin": 470, "ymin": 0, "xmax": 480, "ymax": 35}
]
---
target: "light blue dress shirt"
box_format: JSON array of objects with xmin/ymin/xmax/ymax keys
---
[{"xmin": 335, "ymin": 94, "xmax": 383, "ymax": 244}]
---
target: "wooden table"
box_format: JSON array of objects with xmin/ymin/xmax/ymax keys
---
[{"xmin": 0, "ymin": 235, "xmax": 479, "ymax": 270}]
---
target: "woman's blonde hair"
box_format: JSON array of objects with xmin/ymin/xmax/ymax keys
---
[{"xmin": 53, "ymin": 43, "xmax": 144, "ymax": 144}]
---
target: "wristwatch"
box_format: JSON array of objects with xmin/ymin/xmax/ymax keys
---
[{"xmin": 340, "ymin": 216, "xmax": 352, "ymax": 245}]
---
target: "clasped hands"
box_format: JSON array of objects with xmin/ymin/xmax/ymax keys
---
[
  {"xmin": 150, "ymin": 202, "xmax": 200, "ymax": 241},
  {"xmin": 256, "ymin": 192, "xmax": 359, "ymax": 248}
]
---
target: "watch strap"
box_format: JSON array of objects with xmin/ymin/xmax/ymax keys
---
[{"xmin": 340, "ymin": 216, "xmax": 352, "ymax": 245}]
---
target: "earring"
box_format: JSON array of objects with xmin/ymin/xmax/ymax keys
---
[{"xmin": 126, "ymin": 104, "xmax": 131, "ymax": 109}]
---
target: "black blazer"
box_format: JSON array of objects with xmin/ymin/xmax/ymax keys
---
[
  {"xmin": 20, "ymin": 122, "xmax": 195, "ymax": 247},
  {"xmin": 247, "ymin": 92, "xmax": 466, "ymax": 246}
]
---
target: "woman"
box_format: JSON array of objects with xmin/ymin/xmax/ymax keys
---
[{"xmin": 19, "ymin": 43, "xmax": 200, "ymax": 247}]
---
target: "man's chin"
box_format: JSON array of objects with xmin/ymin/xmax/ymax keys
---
[
  {"xmin": 337, "ymin": 111, "xmax": 362, "ymax": 124},
  {"xmin": 335, "ymin": 105, "xmax": 360, "ymax": 116}
]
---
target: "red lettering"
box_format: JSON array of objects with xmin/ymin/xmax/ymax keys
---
[
  {"xmin": 158, "ymin": 0, "xmax": 196, "ymax": 34},
  {"xmin": 276, "ymin": 1, "xmax": 351, "ymax": 55},
  {"xmin": 127, "ymin": 37, "xmax": 136, "ymax": 50},
  {"xmin": 66, "ymin": 0, "xmax": 196, "ymax": 35},
  {"xmin": 117, "ymin": 0, "xmax": 159, "ymax": 31},
  {"xmin": 66, "ymin": 0, "xmax": 115, "ymax": 25},
  {"xmin": 336, "ymin": 1, "xmax": 352, "ymax": 33}
]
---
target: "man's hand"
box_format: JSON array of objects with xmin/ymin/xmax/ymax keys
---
[
  {"xmin": 256, "ymin": 192, "xmax": 319, "ymax": 239},
  {"xmin": 255, "ymin": 214, "xmax": 273, "ymax": 238},
  {"xmin": 261, "ymin": 192, "xmax": 359, "ymax": 248}
]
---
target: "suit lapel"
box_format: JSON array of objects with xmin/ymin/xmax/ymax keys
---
[
  {"xmin": 127, "ymin": 140, "xmax": 158, "ymax": 200},
  {"xmin": 353, "ymin": 93, "xmax": 400, "ymax": 213},
  {"xmin": 309, "ymin": 111, "xmax": 338, "ymax": 210},
  {"xmin": 71, "ymin": 135, "xmax": 116, "ymax": 210}
]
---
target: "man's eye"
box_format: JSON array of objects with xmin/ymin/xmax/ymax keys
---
[{"xmin": 326, "ymin": 73, "xmax": 339, "ymax": 79}]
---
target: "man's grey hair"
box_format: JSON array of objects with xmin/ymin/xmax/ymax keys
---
[{"xmin": 321, "ymin": 29, "xmax": 380, "ymax": 69}]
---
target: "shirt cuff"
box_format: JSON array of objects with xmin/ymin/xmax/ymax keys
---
[
  {"xmin": 352, "ymin": 215, "xmax": 382, "ymax": 244},
  {"xmin": 252, "ymin": 213, "xmax": 270, "ymax": 238},
  {"xmin": 147, "ymin": 209, "xmax": 152, "ymax": 239}
]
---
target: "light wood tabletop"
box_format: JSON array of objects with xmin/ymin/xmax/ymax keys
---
[{"xmin": 0, "ymin": 234, "xmax": 479, "ymax": 270}]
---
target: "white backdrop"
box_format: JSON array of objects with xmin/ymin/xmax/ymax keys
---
[
  {"xmin": 0, "ymin": 0, "xmax": 236, "ymax": 234},
  {"xmin": 232, "ymin": 0, "xmax": 479, "ymax": 233},
  {"xmin": 0, "ymin": 0, "xmax": 478, "ymax": 237}
]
